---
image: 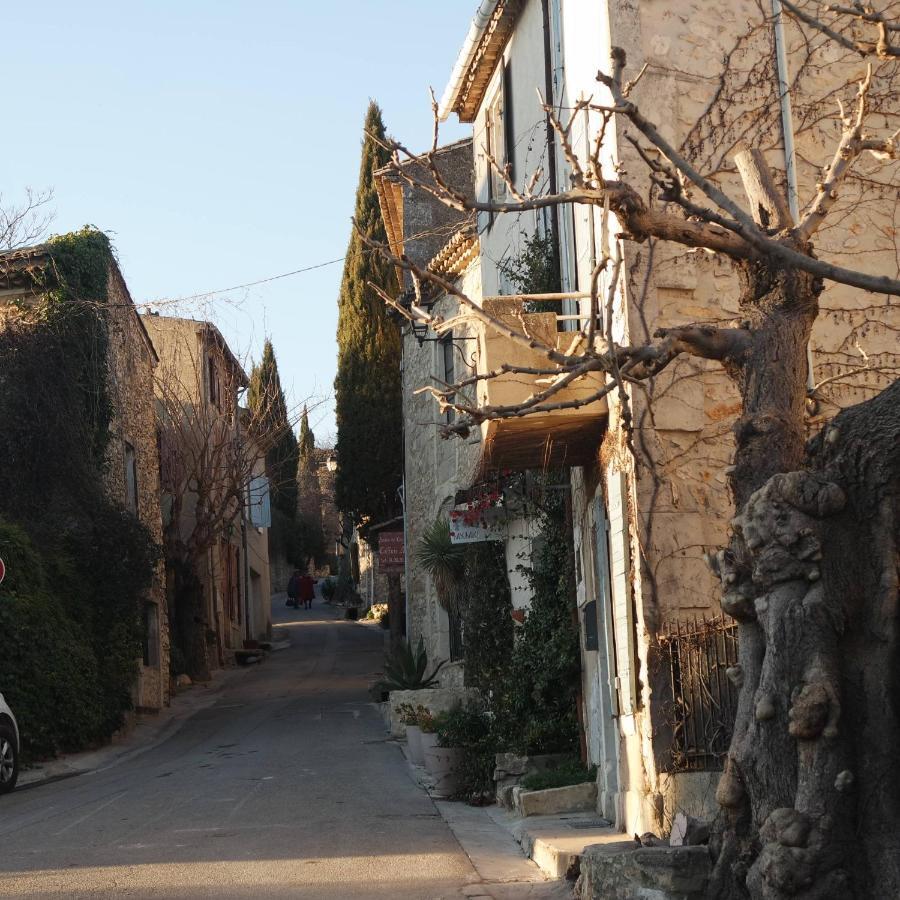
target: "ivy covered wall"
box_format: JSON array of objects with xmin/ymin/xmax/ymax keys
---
[{"xmin": 0, "ymin": 229, "xmax": 161, "ymax": 759}]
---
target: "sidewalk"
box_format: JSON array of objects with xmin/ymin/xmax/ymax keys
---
[
  {"xmin": 394, "ymin": 739, "xmax": 575, "ymax": 900},
  {"xmin": 18, "ymin": 666, "xmax": 242, "ymax": 790}
]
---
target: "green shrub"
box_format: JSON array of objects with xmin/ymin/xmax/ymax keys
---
[
  {"xmin": 0, "ymin": 590, "xmax": 103, "ymax": 759},
  {"xmin": 462, "ymin": 542, "xmax": 513, "ymax": 693},
  {"xmin": 434, "ymin": 701, "xmax": 495, "ymax": 799},
  {"xmin": 320, "ymin": 577, "xmax": 337, "ymax": 602}
]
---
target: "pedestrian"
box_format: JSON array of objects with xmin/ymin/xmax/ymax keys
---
[
  {"xmin": 286, "ymin": 570, "xmax": 301, "ymax": 608},
  {"xmin": 299, "ymin": 572, "xmax": 315, "ymax": 610}
]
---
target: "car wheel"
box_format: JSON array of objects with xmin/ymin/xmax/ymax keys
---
[{"xmin": 0, "ymin": 724, "xmax": 18, "ymax": 794}]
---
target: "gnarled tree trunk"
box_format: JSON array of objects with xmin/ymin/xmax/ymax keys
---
[{"xmin": 709, "ymin": 252, "xmax": 900, "ymax": 898}]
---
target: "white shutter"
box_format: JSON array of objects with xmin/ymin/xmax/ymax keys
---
[{"xmin": 606, "ymin": 467, "xmax": 636, "ymax": 714}]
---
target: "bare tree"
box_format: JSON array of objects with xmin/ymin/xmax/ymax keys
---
[
  {"xmin": 0, "ymin": 188, "xmax": 54, "ymax": 251},
  {"xmin": 367, "ymin": 6, "xmax": 900, "ymax": 899},
  {"xmin": 153, "ymin": 335, "xmax": 306, "ymax": 679}
]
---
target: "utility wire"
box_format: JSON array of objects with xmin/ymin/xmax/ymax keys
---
[{"xmin": 154, "ymin": 255, "xmax": 347, "ymax": 304}]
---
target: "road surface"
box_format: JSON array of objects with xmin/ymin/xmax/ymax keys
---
[{"xmin": 0, "ymin": 595, "xmax": 485, "ymax": 899}]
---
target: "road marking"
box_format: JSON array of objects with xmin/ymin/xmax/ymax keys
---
[{"xmin": 53, "ymin": 791, "xmax": 127, "ymax": 835}]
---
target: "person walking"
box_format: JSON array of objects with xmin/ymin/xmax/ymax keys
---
[
  {"xmin": 286, "ymin": 570, "xmax": 301, "ymax": 608},
  {"xmin": 298, "ymin": 572, "xmax": 315, "ymax": 610}
]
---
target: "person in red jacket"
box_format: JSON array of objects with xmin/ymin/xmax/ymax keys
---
[{"xmin": 298, "ymin": 573, "xmax": 316, "ymax": 610}]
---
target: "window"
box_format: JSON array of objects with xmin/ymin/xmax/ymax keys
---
[
  {"xmin": 124, "ymin": 441, "xmax": 138, "ymax": 515},
  {"xmin": 142, "ymin": 602, "xmax": 160, "ymax": 667},
  {"xmin": 440, "ymin": 332, "xmax": 455, "ymax": 425},
  {"xmin": 486, "ymin": 86, "xmax": 507, "ymax": 204}
]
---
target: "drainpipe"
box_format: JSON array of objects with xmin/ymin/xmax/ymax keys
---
[
  {"xmin": 399, "ymin": 480, "xmax": 411, "ymax": 640},
  {"xmin": 241, "ymin": 502, "xmax": 251, "ymax": 643},
  {"xmin": 772, "ymin": 0, "xmax": 816, "ymax": 391},
  {"xmin": 541, "ymin": 0, "xmax": 561, "ymax": 277}
]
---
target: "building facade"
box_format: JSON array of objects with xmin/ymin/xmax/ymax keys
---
[
  {"xmin": 396, "ymin": 0, "xmax": 900, "ymax": 838},
  {"xmin": 143, "ymin": 314, "xmax": 271, "ymax": 675},
  {"xmin": 0, "ymin": 242, "xmax": 170, "ymax": 711}
]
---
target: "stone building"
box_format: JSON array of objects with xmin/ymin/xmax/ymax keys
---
[
  {"xmin": 0, "ymin": 241, "xmax": 170, "ymax": 710},
  {"xmin": 376, "ymin": 140, "xmax": 486, "ymax": 675},
  {"xmin": 393, "ymin": 0, "xmax": 900, "ymax": 839},
  {"xmin": 142, "ymin": 314, "xmax": 271, "ymax": 674}
]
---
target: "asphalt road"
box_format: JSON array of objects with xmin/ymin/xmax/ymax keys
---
[{"xmin": 0, "ymin": 595, "xmax": 481, "ymax": 899}]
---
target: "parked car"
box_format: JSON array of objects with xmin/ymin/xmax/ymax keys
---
[{"xmin": 0, "ymin": 693, "xmax": 19, "ymax": 794}]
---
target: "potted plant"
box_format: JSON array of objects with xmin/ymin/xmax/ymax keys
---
[
  {"xmin": 425, "ymin": 702, "xmax": 494, "ymax": 800},
  {"xmin": 417, "ymin": 707, "xmax": 439, "ymax": 760},
  {"xmin": 374, "ymin": 638, "xmax": 447, "ymax": 694},
  {"xmin": 398, "ymin": 704, "xmax": 426, "ymax": 766},
  {"xmin": 424, "ymin": 706, "xmax": 468, "ymax": 795}
]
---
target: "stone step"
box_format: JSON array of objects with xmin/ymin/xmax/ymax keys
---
[{"xmin": 485, "ymin": 806, "xmax": 622, "ymax": 881}]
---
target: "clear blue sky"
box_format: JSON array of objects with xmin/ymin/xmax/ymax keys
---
[{"xmin": 4, "ymin": 1, "xmax": 472, "ymax": 443}]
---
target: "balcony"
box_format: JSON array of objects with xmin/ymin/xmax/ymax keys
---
[{"xmin": 476, "ymin": 298, "xmax": 608, "ymax": 472}]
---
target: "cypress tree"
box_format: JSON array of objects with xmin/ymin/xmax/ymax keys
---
[
  {"xmin": 297, "ymin": 406, "xmax": 320, "ymax": 521},
  {"xmin": 334, "ymin": 101, "xmax": 402, "ymax": 533},
  {"xmin": 298, "ymin": 405, "xmax": 315, "ymax": 470},
  {"xmin": 248, "ymin": 339, "xmax": 298, "ymax": 518}
]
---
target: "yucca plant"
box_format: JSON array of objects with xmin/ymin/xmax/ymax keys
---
[
  {"xmin": 417, "ymin": 518, "xmax": 467, "ymax": 613},
  {"xmin": 375, "ymin": 638, "xmax": 447, "ymax": 692}
]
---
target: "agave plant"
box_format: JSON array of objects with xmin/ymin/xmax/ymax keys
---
[
  {"xmin": 417, "ymin": 518, "xmax": 467, "ymax": 613},
  {"xmin": 375, "ymin": 638, "xmax": 447, "ymax": 693}
]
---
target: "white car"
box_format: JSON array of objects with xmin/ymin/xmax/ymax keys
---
[{"xmin": 0, "ymin": 693, "xmax": 19, "ymax": 794}]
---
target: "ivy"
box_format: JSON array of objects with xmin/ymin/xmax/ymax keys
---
[
  {"xmin": 457, "ymin": 479, "xmax": 580, "ymax": 758},
  {"xmin": 497, "ymin": 230, "xmax": 561, "ymax": 313},
  {"xmin": 0, "ymin": 229, "xmax": 156, "ymax": 760},
  {"xmin": 462, "ymin": 542, "xmax": 513, "ymax": 693}
]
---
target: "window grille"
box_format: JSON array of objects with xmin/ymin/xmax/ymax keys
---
[{"xmin": 656, "ymin": 615, "xmax": 739, "ymax": 772}]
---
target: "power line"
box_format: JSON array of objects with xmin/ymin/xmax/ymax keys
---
[{"xmin": 154, "ymin": 255, "xmax": 347, "ymax": 304}]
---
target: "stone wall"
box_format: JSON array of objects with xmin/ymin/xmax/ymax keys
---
[
  {"xmin": 105, "ymin": 266, "xmax": 169, "ymax": 710},
  {"xmin": 402, "ymin": 268, "xmax": 483, "ymax": 672}
]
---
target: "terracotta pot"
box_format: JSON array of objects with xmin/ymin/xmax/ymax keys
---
[
  {"xmin": 424, "ymin": 745, "xmax": 464, "ymax": 795},
  {"xmin": 406, "ymin": 725, "xmax": 425, "ymax": 766}
]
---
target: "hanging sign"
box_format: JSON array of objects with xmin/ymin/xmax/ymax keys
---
[
  {"xmin": 0, "ymin": 557, "xmax": 5, "ymax": 585},
  {"xmin": 378, "ymin": 531, "xmax": 405, "ymax": 573},
  {"xmin": 448, "ymin": 506, "xmax": 505, "ymax": 544}
]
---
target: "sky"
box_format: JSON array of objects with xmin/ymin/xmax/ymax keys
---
[{"xmin": 4, "ymin": 0, "xmax": 472, "ymax": 444}]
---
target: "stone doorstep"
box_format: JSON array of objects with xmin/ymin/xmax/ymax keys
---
[
  {"xmin": 485, "ymin": 806, "xmax": 624, "ymax": 881},
  {"xmin": 514, "ymin": 782, "xmax": 598, "ymax": 818}
]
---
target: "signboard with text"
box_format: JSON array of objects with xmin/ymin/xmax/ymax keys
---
[
  {"xmin": 378, "ymin": 531, "xmax": 405, "ymax": 573},
  {"xmin": 448, "ymin": 507, "xmax": 505, "ymax": 544}
]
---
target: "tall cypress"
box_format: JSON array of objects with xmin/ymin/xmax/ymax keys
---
[
  {"xmin": 248, "ymin": 339, "xmax": 298, "ymax": 518},
  {"xmin": 297, "ymin": 406, "xmax": 320, "ymax": 521},
  {"xmin": 334, "ymin": 101, "xmax": 402, "ymax": 533}
]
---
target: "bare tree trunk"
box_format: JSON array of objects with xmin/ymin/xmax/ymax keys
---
[
  {"xmin": 710, "ymin": 259, "xmax": 900, "ymax": 898},
  {"xmin": 170, "ymin": 558, "xmax": 211, "ymax": 683}
]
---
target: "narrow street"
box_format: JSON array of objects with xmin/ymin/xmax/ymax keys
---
[{"xmin": 0, "ymin": 594, "xmax": 566, "ymax": 899}]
